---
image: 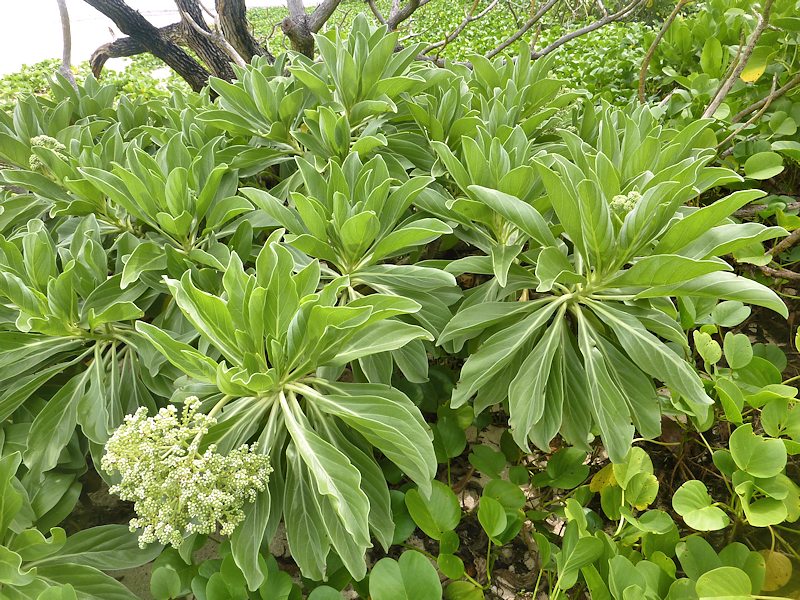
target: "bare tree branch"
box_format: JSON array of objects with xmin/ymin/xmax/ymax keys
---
[
  {"xmin": 56, "ymin": 0, "xmax": 77, "ymax": 88},
  {"xmin": 638, "ymin": 0, "xmax": 689, "ymax": 103},
  {"xmin": 89, "ymin": 22, "xmax": 186, "ymax": 77},
  {"xmin": 423, "ymin": 0, "xmax": 499, "ymax": 56},
  {"xmin": 485, "ymin": 0, "xmax": 559, "ymax": 58},
  {"xmin": 531, "ymin": 0, "xmax": 644, "ymax": 59},
  {"xmin": 83, "ymin": 0, "xmax": 211, "ymax": 91},
  {"xmin": 365, "ymin": 0, "xmax": 388, "ymax": 25},
  {"xmin": 702, "ymin": 0, "xmax": 775, "ymax": 119},
  {"xmin": 387, "ymin": 0, "xmax": 420, "ymax": 31},
  {"xmin": 308, "ymin": 0, "xmax": 344, "ymax": 31}
]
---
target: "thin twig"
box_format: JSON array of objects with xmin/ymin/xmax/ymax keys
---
[
  {"xmin": 732, "ymin": 71, "xmax": 800, "ymax": 122},
  {"xmin": 759, "ymin": 265, "xmax": 800, "ymax": 280},
  {"xmin": 702, "ymin": 0, "xmax": 776, "ymax": 119},
  {"xmin": 770, "ymin": 228, "xmax": 800, "ymax": 257},
  {"xmin": 638, "ymin": 0, "xmax": 689, "ymax": 103},
  {"xmin": 365, "ymin": 0, "xmax": 387, "ymax": 25}
]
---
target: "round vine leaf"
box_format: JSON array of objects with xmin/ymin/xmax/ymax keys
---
[
  {"xmin": 445, "ymin": 581, "xmax": 484, "ymax": 599},
  {"xmin": 468, "ymin": 445, "xmax": 506, "ymax": 479},
  {"xmin": 693, "ymin": 331, "xmax": 722, "ymax": 366},
  {"xmin": 369, "ymin": 551, "xmax": 442, "ymax": 600},
  {"xmin": 673, "ymin": 481, "xmax": 730, "ymax": 531},
  {"xmin": 477, "ymin": 496, "xmax": 506, "ymax": 541},
  {"xmin": 759, "ymin": 550, "xmax": 792, "ymax": 592},
  {"xmin": 723, "ymin": 332, "xmax": 753, "ymax": 370},
  {"xmin": 624, "ymin": 472, "xmax": 659, "ymax": 510},
  {"xmin": 439, "ymin": 530, "xmax": 460, "ymax": 555},
  {"xmin": 711, "ymin": 301, "xmax": 750, "ymax": 328},
  {"xmin": 482, "ymin": 479, "xmax": 525, "ymax": 510},
  {"xmin": 437, "ymin": 553, "xmax": 465, "ymax": 580},
  {"xmin": 695, "ymin": 566, "xmax": 752, "ymax": 599},
  {"xmin": 404, "ymin": 481, "xmax": 461, "ymax": 541},
  {"xmin": 743, "ymin": 151, "xmax": 784, "ymax": 180},
  {"xmin": 307, "ymin": 586, "xmax": 342, "ymax": 600},
  {"xmin": 729, "ymin": 424, "xmax": 787, "ymax": 478}
]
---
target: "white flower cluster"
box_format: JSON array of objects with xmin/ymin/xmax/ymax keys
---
[
  {"xmin": 101, "ymin": 397, "xmax": 272, "ymax": 548},
  {"xmin": 610, "ymin": 190, "xmax": 642, "ymax": 215},
  {"xmin": 29, "ymin": 135, "xmax": 68, "ymax": 173}
]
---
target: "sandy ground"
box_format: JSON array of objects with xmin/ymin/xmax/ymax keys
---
[{"xmin": 0, "ymin": 0, "xmax": 307, "ymax": 75}]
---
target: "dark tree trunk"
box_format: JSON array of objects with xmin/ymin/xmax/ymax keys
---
[
  {"xmin": 83, "ymin": 0, "xmax": 210, "ymax": 91},
  {"xmin": 174, "ymin": 0, "xmax": 236, "ymax": 80},
  {"xmin": 90, "ymin": 22, "xmax": 186, "ymax": 78},
  {"xmin": 216, "ymin": 0, "xmax": 271, "ymax": 62}
]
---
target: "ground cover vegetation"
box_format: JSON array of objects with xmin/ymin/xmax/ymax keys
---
[{"xmin": 0, "ymin": 0, "xmax": 799, "ymax": 598}]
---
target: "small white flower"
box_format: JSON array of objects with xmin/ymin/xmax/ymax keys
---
[{"xmin": 102, "ymin": 397, "xmax": 271, "ymax": 549}]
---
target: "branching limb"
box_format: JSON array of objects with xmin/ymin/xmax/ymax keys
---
[
  {"xmin": 365, "ymin": 0, "xmax": 388, "ymax": 25},
  {"xmin": 734, "ymin": 200, "xmax": 800, "ymax": 219},
  {"xmin": 178, "ymin": 3, "xmax": 247, "ymax": 67},
  {"xmin": 732, "ymin": 71, "xmax": 800, "ymax": 123},
  {"xmin": 716, "ymin": 74, "xmax": 777, "ymax": 154},
  {"xmin": 89, "ymin": 22, "xmax": 186, "ymax": 77},
  {"xmin": 83, "ymin": 0, "xmax": 211, "ymax": 91},
  {"xmin": 486, "ymin": 0, "xmax": 559, "ymax": 59},
  {"xmin": 531, "ymin": 0, "xmax": 644, "ymax": 59},
  {"xmin": 638, "ymin": 0, "xmax": 689, "ymax": 103},
  {"xmin": 702, "ymin": 0, "xmax": 775, "ymax": 119},
  {"xmin": 422, "ymin": 0, "xmax": 500, "ymax": 56}
]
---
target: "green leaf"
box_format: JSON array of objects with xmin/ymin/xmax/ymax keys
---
[
  {"xmin": 279, "ymin": 395, "xmax": 371, "ymax": 550},
  {"xmin": 120, "ymin": 242, "xmax": 166, "ymax": 289},
  {"xmin": 672, "ymin": 481, "xmax": 730, "ymax": 531},
  {"xmin": 23, "ymin": 370, "xmax": 88, "ymax": 475},
  {"xmin": 0, "ymin": 545, "xmax": 36, "ymax": 585},
  {"xmin": 466, "ymin": 185, "xmax": 557, "ymax": 247},
  {"xmin": 37, "ymin": 525, "xmax": 161, "ymax": 570},
  {"xmin": 556, "ymin": 536, "xmax": 604, "ymax": 590},
  {"xmin": 723, "ymin": 332, "xmax": 753, "ymax": 370},
  {"xmin": 307, "ymin": 586, "xmax": 342, "ymax": 600},
  {"xmin": 478, "ymin": 496, "xmax": 506, "ymax": 542},
  {"xmin": 743, "ymin": 152, "xmax": 784, "ymax": 180},
  {"xmin": 306, "ymin": 382, "xmax": 436, "ymax": 491},
  {"xmin": 636, "ymin": 271, "xmax": 788, "ymax": 318},
  {"xmin": 135, "ymin": 322, "xmax": 218, "ymax": 384},
  {"xmin": 730, "ymin": 424, "xmax": 787, "ymax": 478},
  {"xmin": 35, "ymin": 564, "xmax": 141, "ymax": 600},
  {"xmin": 404, "ymin": 480, "xmax": 460, "ymax": 540},
  {"xmin": 369, "ymin": 551, "xmax": 442, "ymax": 600},
  {"xmin": 695, "ymin": 567, "xmax": 751, "ymax": 600}
]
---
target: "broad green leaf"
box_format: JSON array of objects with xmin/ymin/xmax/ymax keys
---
[
  {"xmin": 730, "ymin": 424, "xmax": 786, "ymax": 478},
  {"xmin": 695, "ymin": 567, "xmax": 751, "ymax": 600},
  {"xmin": 672, "ymin": 481, "xmax": 730, "ymax": 531},
  {"xmin": 744, "ymin": 152, "xmax": 784, "ymax": 180},
  {"xmin": 404, "ymin": 481, "xmax": 460, "ymax": 540},
  {"xmin": 723, "ymin": 332, "xmax": 753, "ymax": 370},
  {"xmin": 477, "ymin": 496, "xmax": 506, "ymax": 541},
  {"xmin": 369, "ymin": 551, "xmax": 442, "ymax": 600},
  {"xmin": 36, "ymin": 525, "xmax": 161, "ymax": 570},
  {"xmin": 305, "ymin": 382, "xmax": 436, "ymax": 491},
  {"xmin": 280, "ymin": 395, "xmax": 371, "ymax": 549}
]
